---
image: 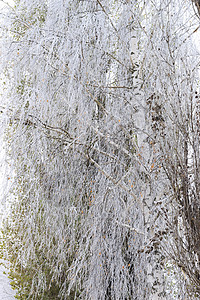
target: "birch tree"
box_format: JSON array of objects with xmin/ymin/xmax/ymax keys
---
[{"xmin": 0, "ymin": 0, "xmax": 200, "ymax": 299}]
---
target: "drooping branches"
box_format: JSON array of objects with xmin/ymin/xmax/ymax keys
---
[{"xmin": 0, "ymin": 0, "xmax": 200, "ymax": 299}]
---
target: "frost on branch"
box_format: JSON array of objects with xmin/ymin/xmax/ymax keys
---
[{"xmin": 0, "ymin": 0, "xmax": 200, "ymax": 299}]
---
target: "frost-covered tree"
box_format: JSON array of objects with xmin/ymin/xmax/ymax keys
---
[
  {"xmin": 0, "ymin": 0, "xmax": 200, "ymax": 299},
  {"xmin": 143, "ymin": 1, "xmax": 200, "ymax": 297}
]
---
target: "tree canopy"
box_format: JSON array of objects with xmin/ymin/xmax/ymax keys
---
[{"xmin": 0, "ymin": 0, "xmax": 200, "ymax": 299}]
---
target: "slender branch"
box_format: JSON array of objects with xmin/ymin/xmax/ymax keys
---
[{"xmin": 115, "ymin": 220, "xmax": 144, "ymax": 235}]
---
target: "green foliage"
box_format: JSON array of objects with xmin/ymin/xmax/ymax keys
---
[
  {"xmin": 12, "ymin": 0, "xmax": 47, "ymax": 40},
  {"xmin": 0, "ymin": 199, "xmax": 80, "ymax": 299}
]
